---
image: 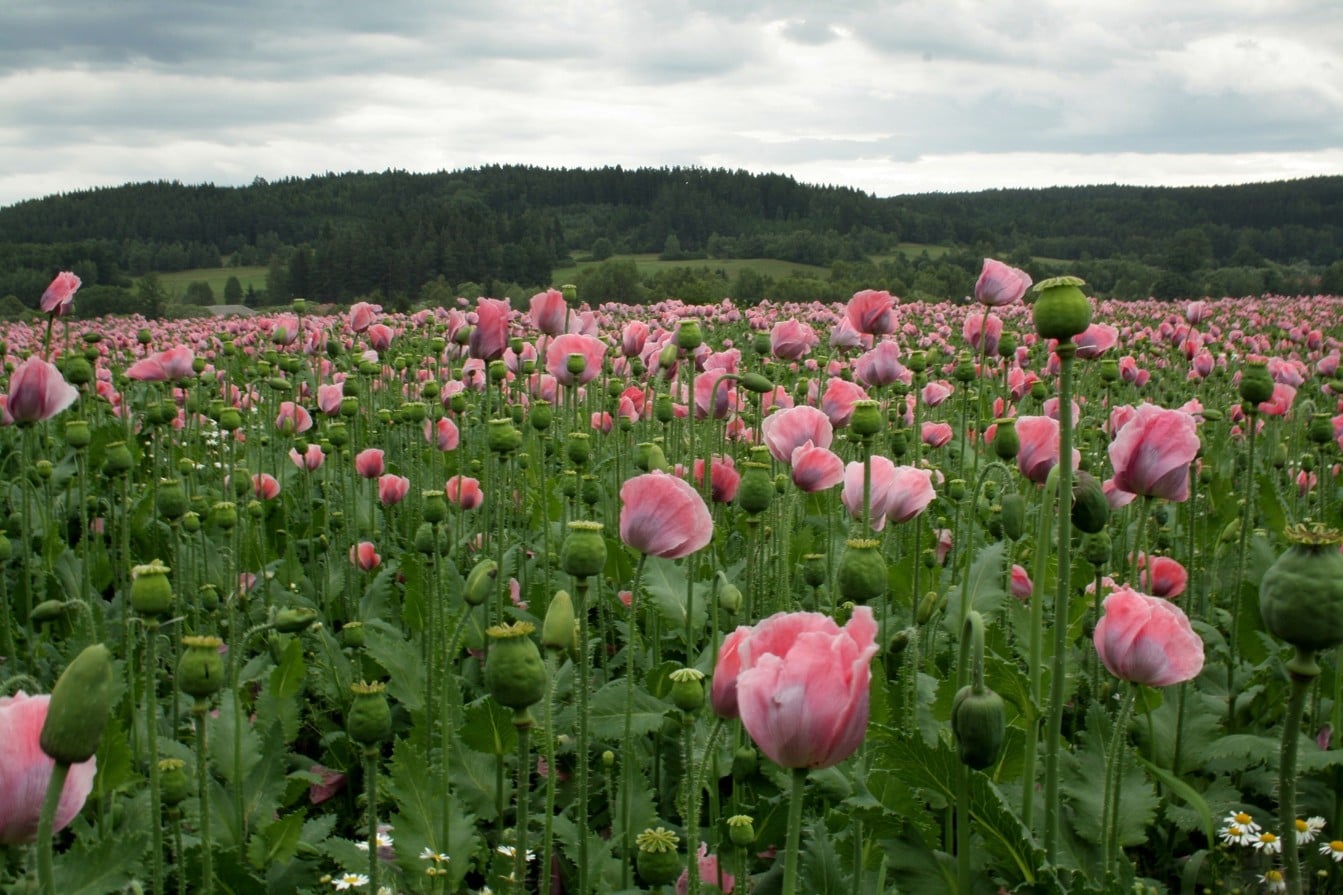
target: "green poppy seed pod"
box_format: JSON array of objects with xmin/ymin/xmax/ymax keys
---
[
  {"xmin": 566, "ymin": 431, "xmax": 590, "ymax": 466},
  {"xmin": 159, "ymin": 758, "xmax": 191, "ymax": 807},
  {"xmin": 727, "ymin": 814, "xmax": 756, "ymax": 847},
  {"xmin": 62, "ymin": 356, "xmax": 94, "ymax": 385},
  {"xmin": 218, "ymin": 407, "xmax": 243, "ymax": 431},
  {"xmin": 580, "ymin": 474, "xmax": 601, "ymax": 507},
  {"xmin": 1083, "ymin": 531, "xmax": 1112, "ymax": 567},
  {"xmin": 850, "ymin": 399, "xmax": 883, "ymax": 437},
  {"xmin": 340, "ymin": 621, "xmax": 366, "ymax": 648},
  {"xmin": 274, "ymin": 607, "xmax": 318, "ymax": 634},
  {"xmin": 802, "ymin": 553, "xmax": 828, "ymax": 588},
  {"xmin": 951, "ymin": 684, "xmax": 1006, "ymax": 770},
  {"xmin": 414, "ymin": 521, "xmax": 439, "ymax": 555},
  {"xmin": 484, "ymin": 622, "xmax": 547, "ymax": 711},
  {"xmin": 529, "ymin": 399, "xmax": 553, "ymax": 431},
  {"xmin": 635, "ymin": 828, "xmax": 682, "ymax": 886},
  {"xmin": 103, "ymin": 440, "xmax": 133, "ymax": 476},
  {"xmin": 246, "ymin": 499, "xmax": 264, "ymax": 520},
  {"xmin": 420, "ymin": 379, "xmax": 440, "ymax": 400},
  {"xmin": 402, "ymin": 401, "xmax": 427, "ymax": 424},
  {"xmin": 731, "ymin": 745, "xmax": 758, "ymax": 779},
  {"xmin": 1259, "ymin": 524, "xmax": 1343, "ymax": 653},
  {"xmin": 130, "ymin": 559, "xmax": 174, "ymax": 616},
  {"xmin": 1238, "ymin": 360, "xmax": 1274, "ymax": 406},
  {"xmin": 947, "ymin": 478, "xmax": 967, "ymax": 501},
  {"xmin": 1031, "ymin": 275, "xmax": 1092, "ymax": 342},
  {"xmin": 906, "ymin": 350, "xmax": 927, "ymax": 373},
  {"xmin": 560, "ymin": 520, "xmax": 606, "ymax": 578},
  {"xmin": 559, "ymin": 470, "xmax": 578, "ymax": 497},
  {"xmin": 997, "ymin": 331, "xmax": 1017, "ymax": 358},
  {"xmin": 752, "ymin": 332, "xmax": 772, "ymax": 355},
  {"xmin": 657, "ymin": 341, "xmax": 680, "ymax": 373},
  {"xmin": 137, "ymin": 328, "xmax": 152, "ymax": 344},
  {"xmin": 178, "ymin": 635, "xmax": 225, "ymax": 700},
  {"xmin": 992, "ymin": 417, "xmax": 1019, "ymax": 461},
  {"xmin": 1029, "ymin": 381, "xmax": 1048, "ymax": 402},
  {"xmin": 1302, "ymin": 452, "xmax": 1316, "ymax": 473},
  {"xmin": 422, "ymin": 490, "xmax": 448, "ymax": 524},
  {"xmin": 64, "ymin": 419, "xmax": 91, "ymax": 449},
  {"xmin": 488, "ymin": 359, "xmax": 508, "ymax": 383},
  {"xmin": 565, "ymin": 352, "xmax": 587, "ymax": 379},
  {"xmin": 1308, "ymin": 412, "xmax": 1333, "ymax": 446},
  {"xmin": 211, "ymin": 500, "xmax": 237, "ymax": 530},
  {"xmin": 736, "ymin": 461, "xmax": 774, "ymax": 515},
  {"xmin": 542, "ymin": 590, "xmax": 576, "ymax": 651},
  {"xmin": 675, "ymin": 319, "xmax": 703, "ymax": 351},
  {"xmin": 635, "ymin": 441, "xmax": 669, "ymax": 473},
  {"xmin": 508, "ymin": 336, "xmax": 525, "ymax": 355},
  {"xmin": 450, "ymin": 392, "xmax": 468, "ymax": 414},
  {"xmin": 669, "ymin": 667, "xmax": 706, "ymax": 713},
  {"xmin": 1099, "ymin": 358, "xmax": 1120, "ymax": 383},
  {"xmin": 953, "ymin": 354, "xmax": 976, "ymax": 383},
  {"xmin": 487, "ymin": 418, "xmax": 522, "ymax": 455},
  {"xmin": 561, "ymin": 283, "xmax": 578, "ymax": 303},
  {"xmin": 326, "ymin": 421, "xmax": 350, "ymax": 447},
  {"xmin": 889, "ymin": 428, "xmax": 909, "ymax": 458},
  {"xmin": 1070, "ymin": 470, "xmax": 1110, "ymax": 535},
  {"xmin": 1000, "ymin": 493, "xmax": 1026, "ymax": 540},
  {"xmin": 740, "ymin": 372, "xmax": 774, "ymax": 394},
  {"xmin": 30, "ymin": 600, "xmax": 68, "ymax": 623},
  {"xmin": 654, "ymin": 393, "xmax": 675, "ymax": 423},
  {"xmin": 1272, "ymin": 441, "xmax": 1288, "ymax": 469},
  {"xmin": 837, "ymin": 538, "xmax": 887, "ymax": 603},
  {"xmin": 35, "ymin": 460, "xmax": 53, "ymax": 481},
  {"xmin": 465, "ymin": 559, "xmax": 499, "ymax": 606},
  {"xmin": 41, "ymin": 643, "xmax": 114, "ymax": 765},
  {"xmin": 156, "ymin": 478, "xmax": 189, "ymax": 521},
  {"xmin": 347, "ymin": 681, "xmax": 393, "ymax": 744},
  {"xmin": 267, "ymin": 376, "xmax": 292, "ymax": 394},
  {"xmin": 337, "ymin": 395, "xmax": 359, "ymax": 418}
]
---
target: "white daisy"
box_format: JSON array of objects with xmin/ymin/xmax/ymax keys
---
[
  {"xmin": 1253, "ymin": 831, "xmax": 1282, "ymax": 854},
  {"xmin": 332, "ymin": 872, "xmax": 369, "ymax": 890},
  {"xmin": 1257, "ymin": 869, "xmax": 1286, "ymax": 894},
  {"xmin": 1223, "ymin": 810, "xmax": 1262, "ymax": 835},
  {"xmin": 1320, "ymin": 839, "xmax": 1343, "ymax": 862},
  {"xmin": 419, "ymin": 847, "xmax": 449, "ymax": 863},
  {"xmin": 1294, "ymin": 816, "xmax": 1326, "ymax": 844},
  {"xmin": 356, "ymin": 830, "xmax": 395, "ymax": 851},
  {"xmin": 1220, "ymin": 823, "xmax": 1254, "ymax": 847}
]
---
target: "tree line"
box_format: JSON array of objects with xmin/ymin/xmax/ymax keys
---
[{"xmin": 0, "ymin": 166, "xmax": 1339, "ymax": 317}]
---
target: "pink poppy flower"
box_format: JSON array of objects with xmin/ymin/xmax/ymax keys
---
[
  {"xmin": 366, "ymin": 323, "xmax": 394, "ymax": 353},
  {"xmin": 354, "ymin": 448, "xmax": 385, "ymax": 479},
  {"xmin": 820, "ymin": 377, "xmax": 869, "ymax": 428},
  {"xmin": 846, "ymin": 289, "xmax": 896, "ymax": 335},
  {"xmin": 424, "ymin": 416, "xmax": 459, "ymax": 451},
  {"xmin": 378, "ymin": 474, "xmax": 410, "ymax": 506},
  {"xmin": 720, "ymin": 607, "xmax": 878, "ymax": 768},
  {"xmin": 350, "ymin": 541, "xmax": 380, "ymax": 571},
  {"xmin": 317, "ymin": 382, "xmax": 344, "ymax": 415},
  {"xmin": 252, "ymin": 473, "xmax": 280, "ymax": 500},
  {"xmin": 921, "ymin": 379, "xmax": 954, "ymax": 408},
  {"xmin": 289, "ymin": 443, "xmax": 325, "ymax": 470},
  {"xmin": 274, "ymin": 401, "xmax": 313, "ymax": 435},
  {"xmin": 841, "ymin": 457, "xmax": 936, "ymax": 532},
  {"xmin": 974, "ymin": 258, "xmax": 1031, "ymax": 307},
  {"xmin": 1137, "ymin": 554, "xmax": 1188, "ymax": 599},
  {"xmin": 921, "ymin": 421, "xmax": 954, "ymax": 449},
  {"xmin": 126, "ymin": 347, "xmax": 196, "ymax": 382},
  {"xmin": 468, "ymin": 297, "xmax": 511, "ymax": 361},
  {"xmin": 4, "ymin": 357, "xmax": 78, "ymax": 424},
  {"xmin": 789, "ymin": 441, "xmax": 845, "ymax": 492},
  {"xmin": 1094, "ymin": 586, "xmax": 1204, "ymax": 687},
  {"xmin": 545, "ymin": 333, "xmax": 607, "ymax": 387},
  {"xmin": 1074, "ymin": 323, "xmax": 1119, "ymax": 359},
  {"xmin": 1108, "ymin": 403, "xmax": 1199, "ymax": 502},
  {"xmin": 529, "ymin": 288, "xmax": 568, "ymax": 336},
  {"xmin": 445, "ymin": 475, "xmax": 483, "ymax": 510},
  {"xmin": 40, "ymin": 271, "xmax": 81, "ymax": 317},
  {"xmin": 1015, "ymin": 415, "xmax": 1080, "ymax": 485},
  {"xmin": 770, "ymin": 319, "xmax": 820, "ymax": 361},
  {"xmin": 962, "ymin": 312, "xmax": 1003, "ymax": 355},
  {"xmin": 0, "ymin": 692, "xmax": 97, "ymax": 844},
  {"xmin": 676, "ymin": 842, "xmax": 735, "ymax": 895},
  {"xmin": 1011, "ymin": 565, "xmax": 1032, "ymax": 601},
  {"xmin": 761, "ymin": 405, "xmax": 833, "ymax": 464},
  {"xmin": 694, "ymin": 455, "xmax": 741, "ymax": 503},
  {"xmin": 347, "ymin": 301, "xmax": 380, "ymax": 333},
  {"xmin": 854, "ymin": 341, "xmax": 908, "ymax": 388},
  {"xmin": 622, "ymin": 320, "xmax": 649, "ymax": 357},
  {"xmin": 619, "ymin": 471, "xmax": 713, "ymax": 558}
]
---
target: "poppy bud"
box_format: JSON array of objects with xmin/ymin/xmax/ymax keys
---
[
  {"xmin": 274, "ymin": 607, "xmax": 318, "ymax": 634},
  {"xmin": 740, "ymin": 372, "xmax": 774, "ymax": 394},
  {"xmin": 1000, "ymin": 493, "xmax": 1026, "ymax": 540},
  {"xmin": 347, "ymin": 681, "xmax": 393, "ymax": 744},
  {"xmin": 41, "ymin": 643, "xmax": 114, "ymax": 765},
  {"xmin": 541, "ymin": 590, "xmax": 576, "ymax": 651},
  {"xmin": 952, "ymin": 684, "xmax": 1006, "ymax": 770},
  {"xmin": 465, "ymin": 559, "xmax": 498, "ymax": 606}
]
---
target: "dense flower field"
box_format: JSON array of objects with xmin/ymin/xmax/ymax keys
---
[{"xmin": 2, "ymin": 267, "xmax": 1343, "ymax": 895}]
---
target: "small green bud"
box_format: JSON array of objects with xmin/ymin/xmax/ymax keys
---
[
  {"xmin": 740, "ymin": 372, "xmax": 774, "ymax": 394},
  {"xmin": 274, "ymin": 607, "xmax": 318, "ymax": 634},
  {"xmin": 41, "ymin": 643, "xmax": 114, "ymax": 764},
  {"xmin": 465, "ymin": 559, "xmax": 498, "ymax": 606},
  {"xmin": 30, "ymin": 600, "xmax": 68, "ymax": 623},
  {"xmin": 542, "ymin": 590, "xmax": 577, "ymax": 651}
]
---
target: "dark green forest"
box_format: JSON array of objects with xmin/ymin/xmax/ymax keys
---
[{"xmin": 1, "ymin": 165, "xmax": 1340, "ymax": 317}]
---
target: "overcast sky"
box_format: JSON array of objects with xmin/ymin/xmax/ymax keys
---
[{"xmin": 2, "ymin": 0, "xmax": 1341, "ymax": 208}]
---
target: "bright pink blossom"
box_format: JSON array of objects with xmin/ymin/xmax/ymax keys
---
[
  {"xmin": 974, "ymin": 258, "xmax": 1031, "ymax": 307},
  {"xmin": 921, "ymin": 421, "xmax": 953, "ymax": 449},
  {"xmin": 289, "ymin": 443, "xmax": 325, "ymax": 470},
  {"xmin": 854, "ymin": 341, "xmax": 908, "ymax": 388},
  {"xmin": 1015, "ymin": 415, "xmax": 1080, "ymax": 485},
  {"xmin": 40, "ymin": 272, "xmax": 81, "ymax": 316},
  {"xmin": 0, "ymin": 692, "xmax": 97, "ymax": 844},
  {"xmin": 1108, "ymin": 403, "xmax": 1199, "ymax": 501},
  {"xmin": 693, "ymin": 455, "xmax": 741, "ymax": 504},
  {"xmin": 842, "ymin": 457, "xmax": 936, "ymax": 532},
  {"xmin": 846, "ymin": 289, "xmax": 896, "ymax": 335},
  {"xmin": 4, "ymin": 357, "xmax": 79, "ymax": 424},
  {"xmin": 1138, "ymin": 554, "xmax": 1188, "ymax": 599},
  {"xmin": 424, "ymin": 416, "xmax": 459, "ymax": 451},
  {"xmin": 126, "ymin": 347, "xmax": 196, "ymax": 382},
  {"xmin": 1074, "ymin": 323, "xmax": 1119, "ymax": 359},
  {"xmin": 529, "ymin": 288, "xmax": 568, "ymax": 336},
  {"xmin": 761, "ymin": 405, "xmax": 833, "ymax": 464},
  {"xmin": 274, "ymin": 401, "xmax": 313, "ymax": 435},
  {"xmin": 378, "ymin": 474, "xmax": 410, "ymax": 506},
  {"xmin": 350, "ymin": 541, "xmax": 380, "ymax": 571},
  {"xmin": 347, "ymin": 301, "xmax": 380, "ymax": 333},
  {"xmin": 770, "ymin": 319, "xmax": 819, "ymax": 361},
  {"xmin": 719, "ymin": 607, "xmax": 878, "ymax": 768},
  {"xmin": 820, "ymin": 377, "xmax": 869, "ymax": 428},
  {"xmin": 468, "ymin": 297, "xmax": 511, "ymax": 361},
  {"xmin": 317, "ymin": 382, "xmax": 344, "ymax": 415},
  {"xmin": 676, "ymin": 842, "xmax": 735, "ymax": 895},
  {"xmin": 1094, "ymin": 586, "xmax": 1204, "ymax": 687},
  {"xmin": 619, "ymin": 471, "xmax": 713, "ymax": 558},
  {"xmin": 354, "ymin": 448, "xmax": 385, "ymax": 479},
  {"xmin": 445, "ymin": 475, "xmax": 483, "ymax": 510},
  {"xmin": 789, "ymin": 441, "xmax": 845, "ymax": 492},
  {"xmin": 545, "ymin": 333, "xmax": 607, "ymax": 387}
]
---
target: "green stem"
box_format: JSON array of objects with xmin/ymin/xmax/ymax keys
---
[
  {"xmin": 1101, "ymin": 684, "xmax": 1137, "ymax": 881},
  {"xmin": 1023, "ymin": 470, "xmax": 1058, "ymax": 832},
  {"xmin": 574, "ymin": 578, "xmax": 592, "ymax": 895},
  {"xmin": 1228, "ymin": 409, "xmax": 1257, "ymax": 732},
  {"xmin": 1280, "ymin": 649, "xmax": 1319, "ymax": 895},
  {"xmin": 622, "ymin": 553, "xmax": 649, "ymax": 890},
  {"xmin": 514, "ymin": 715, "xmax": 533, "ymax": 893},
  {"xmin": 365, "ymin": 746, "xmax": 380, "ymax": 895},
  {"xmin": 194, "ymin": 703, "xmax": 214, "ymax": 895},
  {"xmin": 1043, "ymin": 344, "xmax": 1076, "ymax": 860},
  {"xmin": 36, "ymin": 761, "xmax": 70, "ymax": 895},
  {"xmin": 780, "ymin": 767, "xmax": 808, "ymax": 895},
  {"xmin": 145, "ymin": 621, "xmax": 164, "ymax": 895}
]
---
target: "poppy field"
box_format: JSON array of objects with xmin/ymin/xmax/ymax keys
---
[{"xmin": 2, "ymin": 266, "xmax": 1343, "ymax": 895}]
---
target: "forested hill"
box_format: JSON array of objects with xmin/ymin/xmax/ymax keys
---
[{"xmin": 1, "ymin": 166, "xmax": 1340, "ymax": 311}]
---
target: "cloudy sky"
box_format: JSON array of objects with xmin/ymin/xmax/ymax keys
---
[{"xmin": 2, "ymin": 0, "xmax": 1341, "ymax": 208}]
